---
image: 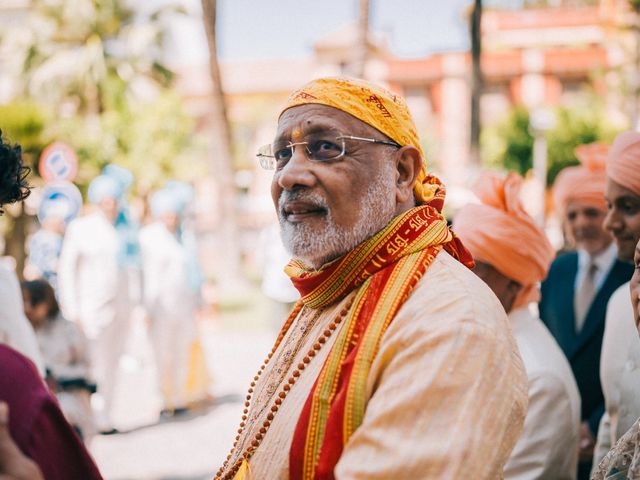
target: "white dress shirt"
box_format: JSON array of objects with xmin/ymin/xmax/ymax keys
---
[{"xmin": 574, "ymin": 243, "xmax": 617, "ymax": 293}]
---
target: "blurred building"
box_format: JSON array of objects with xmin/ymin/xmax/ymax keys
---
[
  {"xmin": 1, "ymin": 0, "xmax": 638, "ymax": 271},
  {"xmin": 175, "ymin": 0, "xmax": 635, "ymax": 203}
]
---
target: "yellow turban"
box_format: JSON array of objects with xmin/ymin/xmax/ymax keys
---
[
  {"xmin": 280, "ymin": 77, "xmax": 439, "ymax": 205},
  {"xmin": 552, "ymin": 143, "xmax": 608, "ymax": 214},
  {"xmin": 454, "ymin": 172, "xmax": 555, "ymax": 309},
  {"xmin": 607, "ymin": 131, "xmax": 640, "ymax": 196}
]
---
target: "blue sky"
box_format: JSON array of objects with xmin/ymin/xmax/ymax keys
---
[
  {"xmin": 170, "ymin": 0, "xmax": 473, "ymax": 64},
  {"xmin": 217, "ymin": 0, "xmax": 471, "ymax": 59}
]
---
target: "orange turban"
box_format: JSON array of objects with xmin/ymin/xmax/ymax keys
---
[
  {"xmin": 280, "ymin": 77, "xmax": 440, "ymax": 205},
  {"xmin": 552, "ymin": 143, "xmax": 608, "ymax": 214},
  {"xmin": 454, "ymin": 172, "xmax": 555, "ymax": 309},
  {"xmin": 607, "ymin": 131, "xmax": 640, "ymax": 195}
]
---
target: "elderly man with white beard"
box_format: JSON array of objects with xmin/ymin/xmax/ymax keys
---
[{"xmin": 215, "ymin": 77, "xmax": 528, "ymax": 480}]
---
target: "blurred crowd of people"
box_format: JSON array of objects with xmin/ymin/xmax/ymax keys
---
[{"xmin": 2, "ymin": 158, "xmax": 211, "ymax": 443}]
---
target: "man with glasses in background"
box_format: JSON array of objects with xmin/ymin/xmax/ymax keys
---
[{"xmin": 215, "ymin": 77, "xmax": 528, "ymax": 479}]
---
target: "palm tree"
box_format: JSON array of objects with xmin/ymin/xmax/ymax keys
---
[
  {"xmin": 629, "ymin": 0, "xmax": 640, "ymax": 129},
  {"xmin": 4, "ymin": 0, "xmax": 177, "ymax": 116},
  {"xmin": 470, "ymin": 0, "xmax": 483, "ymax": 165},
  {"xmin": 353, "ymin": 0, "xmax": 370, "ymax": 78},
  {"xmin": 201, "ymin": 0, "xmax": 243, "ymax": 289}
]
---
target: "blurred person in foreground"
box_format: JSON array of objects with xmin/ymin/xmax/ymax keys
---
[
  {"xmin": 22, "ymin": 279, "xmax": 97, "ymax": 442},
  {"xmin": 0, "ymin": 130, "xmax": 44, "ymax": 375},
  {"xmin": 540, "ymin": 143, "xmax": 632, "ymax": 479},
  {"xmin": 215, "ymin": 77, "xmax": 528, "ymax": 479},
  {"xmin": 0, "ymin": 132, "xmax": 102, "ymax": 479},
  {"xmin": 140, "ymin": 181, "xmax": 205, "ymax": 417},
  {"xmin": 57, "ymin": 164, "xmax": 139, "ymax": 433},
  {"xmin": 455, "ymin": 172, "xmax": 580, "ymax": 479},
  {"xmin": 592, "ymin": 132, "xmax": 640, "ymax": 476}
]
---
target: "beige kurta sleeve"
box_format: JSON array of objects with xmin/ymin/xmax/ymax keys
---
[
  {"xmin": 335, "ymin": 252, "xmax": 528, "ymax": 480},
  {"xmin": 505, "ymin": 373, "xmax": 578, "ymax": 480}
]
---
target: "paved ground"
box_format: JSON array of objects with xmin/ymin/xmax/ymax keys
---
[{"xmin": 90, "ymin": 308, "xmax": 277, "ymax": 480}]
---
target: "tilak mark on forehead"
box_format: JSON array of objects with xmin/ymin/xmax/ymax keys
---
[{"xmin": 291, "ymin": 127, "xmax": 303, "ymax": 141}]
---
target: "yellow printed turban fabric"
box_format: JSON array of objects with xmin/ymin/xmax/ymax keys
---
[
  {"xmin": 280, "ymin": 77, "xmax": 439, "ymax": 205},
  {"xmin": 607, "ymin": 131, "xmax": 640, "ymax": 196},
  {"xmin": 553, "ymin": 143, "xmax": 608, "ymax": 214},
  {"xmin": 454, "ymin": 172, "xmax": 555, "ymax": 309}
]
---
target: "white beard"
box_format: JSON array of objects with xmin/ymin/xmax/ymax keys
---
[{"xmin": 278, "ymin": 163, "xmax": 397, "ymax": 269}]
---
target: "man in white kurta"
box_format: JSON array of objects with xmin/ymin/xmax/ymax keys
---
[
  {"xmin": 57, "ymin": 170, "xmax": 136, "ymax": 431},
  {"xmin": 140, "ymin": 184, "xmax": 201, "ymax": 414},
  {"xmin": 455, "ymin": 171, "xmax": 581, "ymax": 480},
  {"xmin": 506, "ymin": 305, "xmax": 581, "ymax": 479}
]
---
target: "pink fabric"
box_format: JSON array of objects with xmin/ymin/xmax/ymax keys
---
[
  {"xmin": 0, "ymin": 345, "xmax": 102, "ymax": 480},
  {"xmin": 454, "ymin": 172, "xmax": 555, "ymax": 309},
  {"xmin": 552, "ymin": 143, "xmax": 608, "ymax": 214},
  {"xmin": 607, "ymin": 131, "xmax": 640, "ymax": 195}
]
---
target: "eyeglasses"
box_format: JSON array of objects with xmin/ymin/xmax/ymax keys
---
[{"xmin": 257, "ymin": 131, "xmax": 401, "ymax": 170}]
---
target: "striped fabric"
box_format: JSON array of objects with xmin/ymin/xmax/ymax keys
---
[
  {"xmin": 225, "ymin": 252, "xmax": 527, "ymax": 479},
  {"xmin": 285, "ymin": 206, "xmax": 474, "ymax": 480}
]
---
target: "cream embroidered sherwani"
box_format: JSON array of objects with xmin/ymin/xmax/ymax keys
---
[{"xmin": 224, "ymin": 251, "xmax": 528, "ymax": 479}]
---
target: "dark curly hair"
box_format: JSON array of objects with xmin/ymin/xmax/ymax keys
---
[{"xmin": 0, "ymin": 129, "xmax": 31, "ymax": 214}]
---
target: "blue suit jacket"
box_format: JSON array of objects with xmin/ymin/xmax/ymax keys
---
[{"xmin": 539, "ymin": 251, "xmax": 633, "ymax": 435}]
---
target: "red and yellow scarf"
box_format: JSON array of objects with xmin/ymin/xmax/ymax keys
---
[{"xmin": 283, "ymin": 197, "xmax": 473, "ymax": 479}]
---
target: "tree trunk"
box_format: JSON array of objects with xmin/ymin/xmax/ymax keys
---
[
  {"xmin": 470, "ymin": 0, "xmax": 483, "ymax": 166},
  {"xmin": 352, "ymin": 0, "xmax": 370, "ymax": 78},
  {"xmin": 632, "ymin": 23, "xmax": 640, "ymax": 130},
  {"xmin": 201, "ymin": 0, "xmax": 244, "ymax": 291},
  {"xmin": 4, "ymin": 205, "xmax": 29, "ymax": 280}
]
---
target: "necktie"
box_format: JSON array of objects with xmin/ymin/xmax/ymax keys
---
[{"xmin": 575, "ymin": 261, "xmax": 597, "ymax": 332}]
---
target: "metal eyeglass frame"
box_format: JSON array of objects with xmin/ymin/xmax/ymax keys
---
[{"xmin": 257, "ymin": 134, "xmax": 401, "ymax": 170}]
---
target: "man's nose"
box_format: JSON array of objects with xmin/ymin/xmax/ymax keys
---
[
  {"xmin": 276, "ymin": 146, "xmax": 316, "ymax": 190},
  {"xmin": 603, "ymin": 208, "xmax": 620, "ymax": 233},
  {"xmin": 573, "ymin": 212, "xmax": 589, "ymax": 230}
]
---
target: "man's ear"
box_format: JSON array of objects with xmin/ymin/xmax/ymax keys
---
[
  {"xmin": 507, "ymin": 279, "xmax": 523, "ymax": 296},
  {"xmin": 394, "ymin": 145, "xmax": 422, "ymax": 205}
]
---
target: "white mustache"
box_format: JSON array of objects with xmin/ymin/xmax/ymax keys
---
[{"xmin": 278, "ymin": 191, "xmax": 329, "ymax": 217}]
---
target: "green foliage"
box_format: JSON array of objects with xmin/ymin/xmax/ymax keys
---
[
  {"xmin": 0, "ymin": 102, "xmax": 49, "ymax": 159},
  {"xmin": 5, "ymin": 0, "xmax": 178, "ymax": 114},
  {"xmin": 0, "ymin": 0, "xmax": 202, "ymax": 194},
  {"xmin": 47, "ymin": 92, "xmax": 204, "ymax": 193},
  {"xmin": 482, "ymin": 104, "xmax": 618, "ymax": 185},
  {"xmin": 484, "ymin": 106, "xmax": 533, "ymax": 176}
]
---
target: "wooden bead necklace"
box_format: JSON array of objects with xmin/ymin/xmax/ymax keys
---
[{"xmin": 215, "ymin": 297, "xmax": 354, "ymax": 480}]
